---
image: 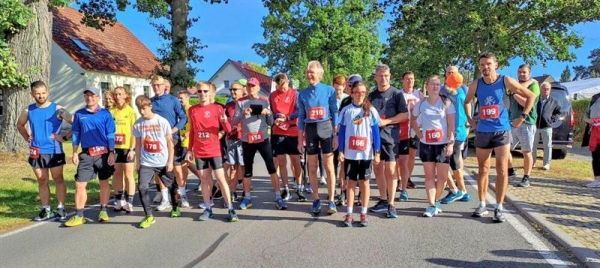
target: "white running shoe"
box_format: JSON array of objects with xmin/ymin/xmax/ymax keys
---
[
  {"xmin": 155, "ymin": 200, "xmax": 172, "ymax": 211},
  {"xmin": 585, "ymin": 180, "xmax": 600, "ymax": 188}
]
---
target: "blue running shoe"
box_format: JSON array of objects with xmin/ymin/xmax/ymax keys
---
[
  {"xmin": 387, "ymin": 205, "xmax": 398, "ymax": 218},
  {"xmin": 441, "ymin": 191, "xmax": 464, "ymax": 204},
  {"xmin": 276, "ymin": 197, "xmax": 287, "ymax": 210},
  {"xmin": 239, "ymin": 197, "xmax": 252, "ymax": 210},
  {"xmin": 305, "ymin": 184, "xmax": 313, "ymax": 194},
  {"xmin": 460, "ymin": 192, "xmax": 472, "ymax": 202},
  {"xmin": 399, "ymin": 190, "xmax": 408, "ymax": 202},
  {"xmin": 435, "ymin": 201, "xmax": 443, "ymax": 214},
  {"xmin": 423, "ymin": 206, "xmax": 437, "ymax": 217},
  {"xmin": 198, "ymin": 209, "xmax": 213, "ymax": 221},
  {"xmin": 327, "ymin": 201, "xmax": 337, "ymax": 215},
  {"xmin": 369, "ymin": 199, "xmax": 388, "ymax": 213},
  {"xmin": 311, "ymin": 200, "xmax": 321, "ymax": 215}
]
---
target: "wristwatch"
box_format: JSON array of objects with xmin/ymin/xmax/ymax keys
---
[
  {"xmin": 374, "ymin": 150, "xmax": 381, "ymax": 154},
  {"xmin": 447, "ymin": 139, "xmax": 455, "ymax": 145},
  {"xmin": 520, "ymin": 113, "xmax": 529, "ymax": 120}
]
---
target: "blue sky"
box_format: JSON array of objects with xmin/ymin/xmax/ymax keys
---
[{"xmin": 111, "ymin": 1, "xmax": 600, "ymax": 81}]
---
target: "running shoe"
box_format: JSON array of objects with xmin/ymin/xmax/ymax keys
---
[
  {"xmin": 305, "ymin": 184, "xmax": 313, "ymax": 193},
  {"xmin": 55, "ymin": 207, "xmax": 67, "ymax": 221},
  {"xmin": 98, "ymin": 210, "xmax": 110, "ymax": 222},
  {"xmin": 139, "ymin": 215, "xmax": 155, "ymax": 228},
  {"xmin": 387, "ymin": 205, "xmax": 398, "ymax": 219},
  {"xmin": 152, "ymin": 193, "xmax": 163, "ymax": 203},
  {"xmin": 276, "ymin": 197, "xmax": 288, "ymax": 210},
  {"xmin": 441, "ymin": 191, "xmax": 464, "ymax": 204},
  {"xmin": 493, "ymin": 209, "xmax": 506, "ymax": 223},
  {"xmin": 460, "ymin": 192, "xmax": 472, "ymax": 202},
  {"xmin": 399, "ymin": 190, "xmax": 409, "ymax": 202},
  {"xmin": 336, "ymin": 191, "xmax": 346, "ymax": 206},
  {"xmin": 516, "ymin": 177, "xmax": 531, "ymax": 188},
  {"xmin": 180, "ymin": 196, "xmax": 190, "ymax": 208},
  {"xmin": 423, "ymin": 206, "xmax": 437, "ymax": 217},
  {"xmin": 229, "ymin": 209, "xmax": 239, "ymax": 222},
  {"xmin": 170, "ymin": 207, "xmax": 181, "ymax": 217},
  {"xmin": 342, "ymin": 213, "xmax": 353, "ymax": 227},
  {"xmin": 319, "ymin": 176, "xmax": 327, "ymax": 185},
  {"xmin": 435, "ymin": 201, "xmax": 443, "ymax": 214},
  {"xmin": 64, "ymin": 215, "xmax": 85, "ymax": 227},
  {"xmin": 212, "ymin": 186, "xmax": 223, "ymax": 199},
  {"xmin": 369, "ymin": 199, "xmax": 389, "ymax": 213},
  {"xmin": 33, "ymin": 208, "xmax": 54, "ymax": 222},
  {"xmin": 198, "ymin": 209, "xmax": 213, "ymax": 221},
  {"xmin": 155, "ymin": 200, "xmax": 172, "ymax": 211},
  {"xmin": 239, "ymin": 197, "xmax": 252, "ymax": 210},
  {"xmin": 311, "ymin": 199, "xmax": 322, "ymax": 215},
  {"xmin": 123, "ymin": 202, "xmax": 133, "ymax": 213},
  {"xmin": 359, "ymin": 213, "xmax": 369, "ymax": 227},
  {"xmin": 585, "ymin": 180, "xmax": 600, "ymax": 188},
  {"xmin": 407, "ymin": 178, "xmax": 416, "ymax": 189},
  {"xmin": 113, "ymin": 200, "xmax": 124, "ymax": 211},
  {"xmin": 197, "ymin": 200, "xmax": 214, "ymax": 209},
  {"xmin": 297, "ymin": 190, "xmax": 307, "ymax": 202},
  {"xmin": 281, "ymin": 188, "xmax": 290, "ymax": 201},
  {"xmin": 542, "ymin": 164, "xmax": 550, "ymax": 170},
  {"xmin": 472, "ymin": 205, "xmax": 488, "ymax": 217},
  {"xmin": 327, "ymin": 201, "xmax": 337, "ymax": 215}
]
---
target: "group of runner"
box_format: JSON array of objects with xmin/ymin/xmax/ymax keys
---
[{"xmin": 18, "ymin": 52, "xmax": 540, "ymax": 228}]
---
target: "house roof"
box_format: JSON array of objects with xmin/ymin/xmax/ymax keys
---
[
  {"xmin": 209, "ymin": 59, "xmax": 272, "ymax": 95},
  {"xmin": 52, "ymin": 7, "xmax": 161, "ymax": 77},
  {"xmin": 533, "ymin": 75, "xmax": 555, "ymax": 84}
]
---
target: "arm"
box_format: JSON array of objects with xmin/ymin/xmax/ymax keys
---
[
  {"xmin": 220, "ymin": 108, "xmax": 232, "ymax": 133},
  {"xmin": 289, "ymin": 92, "xmax": 300, "ymax": 120},
  {"xmin": 464, "ymin": 81, "xmax": 477, "ymax": 126},
  {"xmin": 410, "ymin": 114, "xmax": 421, "ymax": 139},
  {"xmin": 188, "ymin": 109, "xmax": 195, "ymax": 152},
  {"xmin": 337, "ymin": 125, "xmax": 346, "ymax": 152},
  {"xmin": 106, "ymin": 113, "xmax": 116, "ymax": 150},
  {"xmin": 506, "ymin": 76, "xmax": 535, "ymax": 127},
  {"xmin": 372, "ymin": 124, "xmax": 381, "ymax": 151},
  {"xmin": 232, "ymin": 100, "xmax": 245, "ymax": 126},
  {"xmin": 173, "ymin": 101, "xmax": 187, "ymax": 133},
  {"xmin": 513, "ymin": 81, "xmax": 539, "ymax": 107},
  {"xmin": 386, "ymin": 112, "xmax": 408, "ymax": 125},
  {"xmin": 134, "ymin": 137, "xmax": 141, "ymax": 170},
  {"xmin": 297, "ymin": 95, "xmax": 306, "ymax": 137},
  {"xmin": 16, "ymin": 109, "xmax": 31, "ymax": 142},
  {"xmin": 56, "ymin": 105, "xmax": 73, "ymax": 124},
  {"xmin": 166, "ymin": 135, "xmax": 174, "ymax": 172},
  {"xmin": 328, "ymin": 88, "xmax": 338, "ymax": 131}
]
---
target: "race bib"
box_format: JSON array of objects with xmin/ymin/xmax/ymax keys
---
[
  {"xmin": 197, "ymin": 131, "xmax": 211, "ymax": 141},
  {"xmin": 89, "ymin": 146, "xmax": 108, "ymax": 156},
  {"xmin": 29, "ymin": 146, "xmax": 40, "ymax": 159},
  {"xmin": 247, "ymin": 132, "xmax": 265, "ymax": 144},
  {"xmin": 425, "ymin": 129, "xmax": 443, "ymax": 143},
  {"xmin": 480, "ymin": 105, "xmax": 500, "ymax": 120},
  {"xmin": 143, "ymin": 140, "xmax": 161, "ymax": 153},
  {"xmin": 308, "ymin": 107, "xmax": 326, "ymax": 120},
  {"xmin": 380, "ymin": 114, "xmax": 387, "ymax": 119},
  {"xmin": 348, "ymin": 136, "xmax": 368, "ymax": 151},
  {"xmin": 115, "ymin": 134, "xmax": 125, "ymax": 145}
]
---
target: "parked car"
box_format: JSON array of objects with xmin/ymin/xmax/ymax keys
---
[{"xmin": 468, "ymin": 82, "xmax": 574, "ymax": 159}]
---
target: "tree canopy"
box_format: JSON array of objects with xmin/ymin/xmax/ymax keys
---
[{"xmin": 254, "ymin": 0, "xmax": 384, "ymax": 89}]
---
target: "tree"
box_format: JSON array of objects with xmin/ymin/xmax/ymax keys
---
[
  {"xmin": 0, "ymin": 0, "xmax": 69, "ymax": 152},
  {"xmin": 560, "ymin": 65, "xmax": 572, "ymax": 82},
  {"xmin": 383, "ymin": 0, "xmax": 600, "ymax": 82},
  {"xmin": 78, "ymin": 0, "xmax": 227, "ymax": 92},
  {"xmin": 245, "ymin": 61, "xmax": 268, "ymax": 75},
  {"xmin": 573, "ymin": 65, "xmax": 590, "ymax": 80},
  {"xmin": 254, "ymin": 0, "xmax": 384, "ymax": 89}
]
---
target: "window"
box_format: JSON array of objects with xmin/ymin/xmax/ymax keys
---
[
  {"xmin": 123, "ymin": 84, "xmax": 131, "ymax": 90},
  {"xmin": 69, "ymin": 37, "xmax": 90, "ymax": 52},
  {"xmin": 0, "ymin": 88, "xmax": 3, "ymax": 115},
  {"xmin": 224, "ymin": 80, "xmax": 230, "ymax": 89},
  {"xmin": 143, "ymin": 86, "xmax": 150, "ymax": 97},
  {"xmin": 100, "ymin": 82, "xmax": 111, "ymax": 91}
]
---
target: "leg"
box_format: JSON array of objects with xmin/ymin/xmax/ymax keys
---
[
  {"xmin": 277, "ymin": 155, "xmax": 289, "ymax": 188},
  {"xmin": 137, "ymin": 166, "xmax": 155, "ymax": 215},
  {"xmin": 373, "ymin": 161, "xmax": 387, "ymax": 200},
  {"xmin": 323, "ymin": 152, "xmax": 336, "ymax": 202},
  {"xmin": 99, "ymin": 179, "xmax": 111, "ymax": 207},
  {"xmin": 423, "ymin": 162, "xmax": 437, "ymax": 205},
  {"xmin": 532, "ymin": 129, "xmax": 541, "ymax": 165},
  {"xmin": 124, "ymin": 162, "xmax": 136, "ymax": 200},
  {"xmin": 307, "ymin": 154, "xmax": 320, "ymax": 199},
  {"xmin": 49, "ymin": 165, "xmax": 66, "ymax": 206},
  {"xmin": 493, "ymin": 144, "xmax": 511, "ymax": 204},
  {"xmin": 385, "ymin": 161, "xmax": 398, "ymax": 207},
  {"xmin": 346, "ymin": 179, "xmax": 357, "ymax": 209},
  {"xmin": 397, "ymin": 155, "xmax": 409, "ymax": 190},
  {"xmin": 75, "ymin": 181, "xmax": 88, "ymax": 210},
  {"xmin": 113, "ymin": 163, "xmax": 125, "ymax": 200},
  {"xmin": 475, "ymin": 148, "xmax": 493, "ymax": 201},
  {"xmin": 434, "ymin": 163, "xmax": 450, "ymax": 201},
  {"xmin": 541, "ymin": 128, "xmax": 552, "ymax": 167},
  {"xmin": 33, "ymin": 168, "xmax": 51, "ymax": 207}
]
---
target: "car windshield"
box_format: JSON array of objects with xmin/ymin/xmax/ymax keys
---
[{"xmin": 550, "ymin": 89, "xmax": 571, "ymax": 114}]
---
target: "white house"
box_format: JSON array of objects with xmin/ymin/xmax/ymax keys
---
[
  {"xmin": 50, "ymin": 7, "xmax": 161, "ymax": 114},
  {"xmin": 208, "ymin": 59, "xmax": 275, "ymax": 97}
]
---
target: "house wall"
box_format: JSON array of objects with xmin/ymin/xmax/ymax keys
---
[
  {"xmin": 210, "ymin": 63, "xmax": 246, "ymax": 96},
  {"xmin": 85, "ymin": 71, "xmax": 153, "ymax": 108}
]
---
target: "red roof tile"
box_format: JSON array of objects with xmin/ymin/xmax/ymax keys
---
[
  {"xmin": 52, "ymin": 7, "xmax": 161, "ymax": 77},
  {"xmin": 231, "ymin": 60, "xmax": 272, "ymax": 95}
]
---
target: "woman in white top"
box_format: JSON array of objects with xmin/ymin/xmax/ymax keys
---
[{"xmin": 411, "ymin": 75, "xmax": 455, "ymax": 217}]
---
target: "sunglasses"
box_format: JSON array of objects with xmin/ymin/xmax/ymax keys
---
[
  {"xmin": 198, "ymin": 90, "xmax": 210, "ymax": 94},
  {"xmin": 229, "ymin": 88, "xmax": 242, "ymax": 91}
]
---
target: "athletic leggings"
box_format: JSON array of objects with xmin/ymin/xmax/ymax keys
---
[
  {"xmin": 593, "ymin": 146, "xmax": 600, "ymax": 176},
  {"xmin": 242, "ymin": 139, "xmax": 277, "ymax": 177}
]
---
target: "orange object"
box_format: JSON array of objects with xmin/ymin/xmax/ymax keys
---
[{"xmin": 446, "ymin": 72, "xmax": 464, "ymax": 89}]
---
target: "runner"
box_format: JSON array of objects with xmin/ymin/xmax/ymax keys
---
[
  {"xmin": 133, "ymin": 95, "xmax": 179, "ymax": 228},
  {"xmin": 16, "ymin": 81, "xmax": 70, "ymax": 221},
  {"xmin": 233, "ymin": 77, "xmax": 286, "ymax": 210},
  {"xmin": 225, "ymin": 81, "xmax": 246, "ymax": 202},
  {"xmin": 64, "ymin": 87, "xmax": 116, "ymax": 227},
  {"xmin": 396, "ymin": 71, "xmax": 423, "ymax": 203},
  {"xmin": 297, "ymin": 60, "xmax": 338, "ymax": 215},
  {"xmin": 338, "ymin": 74, "xmax": 363, "ymax": 206},
  {"xmin": 332, "ymin": 74, "xmax": 347, "ymax": 205},
  {"xmin": 177, "ymin": 90, "xmax": 202, "ymax": 208},
  {"xmin": 410, "ymin": 75, "xmax": 455, "ymax": 217},
  {"xmin": 367, "ymin": 64, "xmax": 408, "ymax": 218},
  {"xmin": 464, "ymin": 53, "xmax": 535, "ymax": 223},
  {"xmin": 338, "ymin": 81, "xmax": 381, "ymax": 227},
  {"xmin": 187, "ymin": 81, "xmax": 238, "ymax": 222},
  {"xmin": 110, "ymin": 86, "xmax": 136, "ymax": 213},
  {"xmin": 270, "ymin": 73, "xmax": 305, "ymax": 202}
]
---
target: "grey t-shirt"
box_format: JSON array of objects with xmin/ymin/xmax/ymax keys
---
[
  {"xmin": 232, "ymin": 96, "xmax": 274, "ymax": 142},
  {"xmin": 368, "ymin": 86, "xmax": 408, "ymax": 144},
  {"xmin": 133, "ymin": 114, "xmax": 172, "ymax": 167},
  {"xmin": 412, "ymin": 97, "xmax": 456, "ymax": 145}
]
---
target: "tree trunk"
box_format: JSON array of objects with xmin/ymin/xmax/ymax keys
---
[
  {"xmin": 0, "ymin": 0, "xmax": 52, "ymax": 153},
  {"xmin": 170, "ymin": 0, "xmax": 189, "ymax": 93}
]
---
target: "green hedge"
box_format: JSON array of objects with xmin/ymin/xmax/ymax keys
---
[
  {"xmin": 572, "ymin": 99, "xmax": 590, "ymax": 143},
  {"xmin": 214, "ymin": 96, "xmax": 228, "ymax": 106}
]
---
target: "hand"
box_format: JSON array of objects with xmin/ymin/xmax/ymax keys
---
[
  {"xmin": 445, "ymin": 144, "xmax": 454, "ymax": 157},
  {"xmin": 171, "ymin": 127, "xmax": 179, "ymax": 134},
  {"xmin": 126, "ymin": 150, "xmax": 135, "ymax": 161},
  {"xmin": 219, "ymin": 113, "xmax": 227, "ymax": 123},
  {"xmin": 378, "ymin": 119, "xmax": 390, "ymax": 128},
  {"xmin": 167, "ymin": 162, "xmax": 173, "ymax": 172},
  {"xmin": 185, "ymin": 151, "xmax": 193, "ymax": 162},
  {"xmin": 274, "ymin": 117, "xmax": 285, "ymax": 125},
  {"xmin": 338, "ymin": 152, "xmax": 345, "ymax": 163},
  {"xmin": 374, "ymin": 153, "xmax": 381, "ymax": 165},
  {"xmin": 107, "ymin": 152, "xmax": 115, "ymax": 166},
  {"xmin": 297, "ymin": 142, "xmax": 304, "ymax": 154},
  {"xmin": 468, "ymin": 118, "xmax": 477, "ymax": 129},
  {"xmin": 27, "ymin": 135, "xmax": 33, "ymax": 142},
  {"xmin": 50, "ymin": 134, "xmax": 64, "ymax": 142},
  {"xmin": 332, "ymin": 136, "xmax": 338, "ymax": 151},
  {"xmin": 244, "ymin": 108, "xmax": 252, "ymax": 116},
  {"xmin": 511, "ymin": 117, "xmax": 525, "ymax": 128},
  {"xmin": 72, "ymin": 154, "xmax": 79, "ymax": 165},
  {"xmin": 416, "ymin": 132, "xmax": 424, "ymax": 140},
  {"xmin": 261, "ymin": 108, "xmax": 271, "ymax": 116},
  {"xmin": 586, "ymin": 119, "xmax": 593, "ymax": 124},
  {"xmin": 218, "ymin": 131, "xmax": 225, "ymax": 139}
]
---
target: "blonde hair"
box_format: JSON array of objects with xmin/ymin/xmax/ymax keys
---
[
  {"xmin": 135, "ymin": 95, "xmax": 152, "ymax": 109},
  {"xmin": 103, "ymin": 90, "xmax": 115, "ymax": 108},
  {"xmin": 113, "ymin": 86, "xmax": 132, "ymax": 105},
  {"xmin": 426, "ymin": 75, "xmax": 450, "ymax": 109},
  {"xmin": 151, "ymin": 75, "xmax": 165, "ymax": 84}
]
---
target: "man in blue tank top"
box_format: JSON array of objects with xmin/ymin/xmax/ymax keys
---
[
  {"xmin": 464, "ymin": 53, "xmax": 535, "ymax": 223},
  {"xmin": 16, "ymin": 81, "xmax": 71, "ymax": 222}
]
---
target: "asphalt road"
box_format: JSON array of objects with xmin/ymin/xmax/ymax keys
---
[{"xmin": 0, "ymin": 156, "xmax": 582, "ymax": 267}]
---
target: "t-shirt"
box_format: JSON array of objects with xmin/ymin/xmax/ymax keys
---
[
  {"xmin": 188, "ymin": 103, "xmax": 231, "ymax": 158},
  {"xmin": 270, "ymin": 88, "xmax": 299, "ymax": 137},
  {"xmin": 110, "ymin": 105, "xmax": 137, "ymax": 149},
  {"xmin": 338, "ymin": 104, "xmax": 380, "ymax": 160},
  {"xmin": 509, "ymin": 80, "xmax": 540, "ymax": 125},
  {"xmin": 446, "ymin": 87, "xmax": 468, "ymax": 142},
  {"xmin": 412, "ymin": 97, "xmax": 456, "ymax": 145},
  {"xmin": 368, "ymin": 86, "xmax": 408, "ymax": 144},
  {"xmin": 180, "ymin": 105, "xmax": 191, "ymax": 148},
  {"xmin": 336, "ymin": 93, "xmax": 349, "ymax": 110},
  {"xmin": 225, "ymin": 101, "xmax": 242, "ymax": 140},
  {"xmin": 399, "ymin": 89, "xmax": 421, "ymax": 140},
  {"xmin": 133, "ymin": 114, "xmax": 172, "ymax": 167},
  {"xmin": 232, "ymin": 96, "xmax": 273, "ymax": 142}
]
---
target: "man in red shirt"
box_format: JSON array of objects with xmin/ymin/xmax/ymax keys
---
[
  {"xmin": 270, "ymin": 73, "xmax": 306, "ymax": 202},
  {"xmin": 186, "ymin": 81, "xmax": 238, "ymax": 222}
]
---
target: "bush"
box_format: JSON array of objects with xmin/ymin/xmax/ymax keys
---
[
  {"xmin": 214, "ymin": 96, "xmax": 229, "ymax": 105},
  {"xmin": 572, "ymin": 98, "xmax": 591, "ymax": 144}
]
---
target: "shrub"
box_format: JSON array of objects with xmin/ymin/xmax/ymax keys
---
[{"xmin": 572, "ymin": 98, "xmax": 591, "ymax": 144}]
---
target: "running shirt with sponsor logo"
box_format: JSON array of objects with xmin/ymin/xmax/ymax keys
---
[
  {"xmin": 110, "ymin": 105, "xmax": 136, "ymax": 149},
  {"xmin": 72, "ymin": 106, "xmax": 116, "ymax": 150},
  {"xmin": 475, "ymin": 75, "xmax": 511, "ymax": 132},
  {"xmin": 412, "ymin": 97, "xmax": 456, "ymax": 145},
  {"xmin": 270, "ymin": 88, "xmax": 299, "ymax": 137},
  {"xmin": 27, "ymin": 102, "xmax": 64, "ymax": 155},
  {"xmin": 133, "ymin": 114, "xmax": 172, "ymax": 167},
  {"xmin": 180, "ymin": 105, "xmax": 191, "ymax": 148},
  {"xmin": 188, "ymin": 103, "xmax": 232, "ymax": 158},
  {"xmin": 338, "ymin": 104, "xmax": 380, "ymax": 160},
  {"xmin": 368, "ymin": 86, "xmax": 408, "ymax": 144},
  {"xmin": 399, "ymin": 89, "xmax": 422, "ymax": 140}
]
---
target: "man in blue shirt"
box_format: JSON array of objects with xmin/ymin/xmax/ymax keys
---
[
  {"xmin": 297, "ymin": 60, "xmax": 339, "ymax": 215},
  {"xmin": 65, "ymin": 87, "xmax": 116, "ymax": 227}
]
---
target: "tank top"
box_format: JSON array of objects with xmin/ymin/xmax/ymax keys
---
[
  {"xmin": 475, "ymin": 75, "xmax": 511, "ymax": 132},
  {"xmin": 399, "ymin": 89, "xmax": 421, "ymax": 140},
  {"xmin": 27, "ymin": 102, "xmax": 64, "ymax": 154}
]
